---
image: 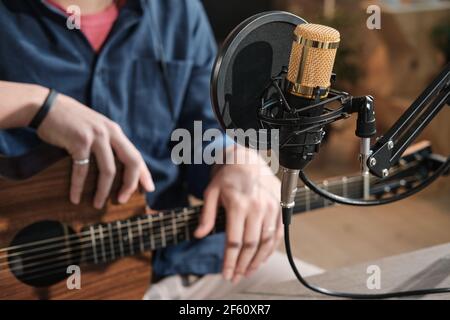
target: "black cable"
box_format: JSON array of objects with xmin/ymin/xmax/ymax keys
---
[
  {"xmin": 298, "ymin": 157, "xmax": 450, "ymax": 206},
  {"xmin": 283, "ymin": 212, "xmax": 450, "ymax": 299}
]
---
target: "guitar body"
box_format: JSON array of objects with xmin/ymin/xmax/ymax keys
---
[{"xmin": 0, "ymin": 157, "xmax": 152, "ymax": 300}]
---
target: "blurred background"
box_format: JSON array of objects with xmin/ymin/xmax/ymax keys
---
[{"xmin": 202, "ymin": 0, "xmax": 450, "ymax": 270}]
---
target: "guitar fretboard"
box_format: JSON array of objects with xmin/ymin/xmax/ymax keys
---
[
  {"xmin": 293, "ymin": 175, "xmax": 364, "ymax": 213},
  {"xmin": 81, "ymin": 175, "xmax": 365, "ymax": 265},
  {"xmin": 81, "ymin": 207, "xmax": 226, "ymax": 265}
]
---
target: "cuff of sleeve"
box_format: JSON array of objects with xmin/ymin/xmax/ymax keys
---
[{"xmin": 187, "ymin": 133, "xmax": 235, "ymax": 199}]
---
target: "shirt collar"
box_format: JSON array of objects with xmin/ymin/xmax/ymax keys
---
[{"xmin": 40, "ymin": 0, "xmax": 144, "ymax": 15}]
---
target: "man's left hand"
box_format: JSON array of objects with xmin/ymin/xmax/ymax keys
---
[{"xmin": 194, "ymin": 145, "xmax": 283, "ymax": 284}]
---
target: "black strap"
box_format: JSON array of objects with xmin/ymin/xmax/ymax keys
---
[{"xmin": 29, "ymin": 89, "xmax": 59, "ymax": 130}]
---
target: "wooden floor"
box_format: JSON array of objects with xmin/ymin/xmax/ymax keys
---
[{"xmin": 283, "ymin": 177, "xmax": 450, "ymax": 271}]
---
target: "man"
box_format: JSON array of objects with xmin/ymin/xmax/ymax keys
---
[{"xmin": 0, "ymin": 0, "xmax": 321, "ymax": 299}]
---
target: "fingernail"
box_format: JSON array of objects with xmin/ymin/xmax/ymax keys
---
[
  {"xmin": 223, "ymin": 269, "xmax": 233, "ymax": 281},
  {"xmin": 144, "ymin": 177, "xmax": 155, "ymax": 192},
  {"xmin": 94, "ymin": 200, "xmax": 103, "ymax": 209},
  {"xmin": 118, "ymin": 194, "xmax": 128, "ymax": 204},
  {"xmin": 194, "ymin": 225, "xmax": 204, "ymax": 237},
  {"xmin": 232, "ymin": 274, "xmax": 242, "ymax": 285},
  {"xmin": 245, "ymin": 268, "xmax": 256, "ymax": 278}
]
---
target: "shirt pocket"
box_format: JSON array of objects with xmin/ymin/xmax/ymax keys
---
[{"xmin": 128, "ymin": 58, "xmax": 193, "ymax": 153}]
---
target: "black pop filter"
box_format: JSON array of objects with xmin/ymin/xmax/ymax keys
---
[{"xmin": 211, "ymin": 11, "xmax": 307, "ymax": 148}]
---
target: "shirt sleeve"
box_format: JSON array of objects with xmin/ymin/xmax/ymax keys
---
[{"xmin": 176, "ymin": 0, "xmax": 234, "ymax": 199}]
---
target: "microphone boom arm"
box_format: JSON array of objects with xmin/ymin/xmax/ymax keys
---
[{"xmin": 368, "ymin": 64, "xmax": 450, "ymax": 178}]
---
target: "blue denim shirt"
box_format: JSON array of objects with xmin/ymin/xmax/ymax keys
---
[{"xmin": 0, "ymin": 0, "xmax": 226, "ymax": 277}]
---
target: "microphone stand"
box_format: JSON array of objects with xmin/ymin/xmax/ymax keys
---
[
  {"xmin": 368, "ymin": 64, "xmax": 450, "ymax": 178},
  {"xmin": 360, "ymin": 138, "xmax": 371, "ymax": 200},
  {"xmin": 277, "ymin": 63, "xmax": 450, "ymax": 299}
]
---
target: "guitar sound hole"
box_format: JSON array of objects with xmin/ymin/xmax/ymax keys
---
[{"xmin": 8, "ymin": 221, "xmax": 80, "ymax": 287}]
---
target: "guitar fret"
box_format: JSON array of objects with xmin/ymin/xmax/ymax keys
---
[
  {"xmin": 342, "ymin": 176, "xmax": 348, "ymax": 197},
  {"xmin": 78, "ymin": 173, "xmax": 368, "ymax": 265},
  {"xmin": 172, "ymin": 211, "xmax": 178, "ymax": 245},
  {"xmin": 147, "ymin": 215, "xmax": 155, "ymax": 249},
  {"xmin": 73, "ymin": 170, "xmax": 393, "ymax": 268},
  {"xmin": 183, "ymin": 208, "xmax": 190, "ymax": 242},
  {"xmin": 62, "ymin": 224, "xmax": 72, "ymax": 265},
  {"xmin": 127, "ymin": 220, "xmax": 134, "ymax": 255},
  {"xmin": 323, "ymin": 180, "xmax": 331, "ymax": 207},
  {"xmin": 305, "ymin": 186, "xmax": 311, "ymax": 211},
  {"xmin": 98, "ymin": 225, "xmax": 106, "ymax": 263},
  {"xmin": 107, "ymin": 223, "xmax": 116, "ymax": 260},
  {"xmin": 116, "ymin": 221, "xmax": 124, "ymax": 258},
  {"xmin": 137, "ymin": 218, "xmax": 145, "ymax": 252},
  {"xmin": 160, "ymin": 212, "xmax": 166, "ymax": 247},
  {"xmin": 89, "ymin": 226, "xmax": 98, "ymax": 264}
]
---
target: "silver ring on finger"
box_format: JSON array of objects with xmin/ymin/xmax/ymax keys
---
[{"xmin": 73, "ymin": 158, "xmax": 90, "ymax": 166}]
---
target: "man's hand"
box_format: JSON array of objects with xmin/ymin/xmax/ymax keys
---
[
  {"xmin": 195, "ymin": 145, "xmax": 282, "ymax": 284},
  {"xmin": 37, "ymin": 92, "xmax": 154, "ymax": 209}
]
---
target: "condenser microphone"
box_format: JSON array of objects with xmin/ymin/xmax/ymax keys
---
[
  {"xmin": 280, "ymin": 24, "xmax": 340, "ymax": 217},
  {"xmin": 281, "ymin": 23, "xmax": 340, "ymax": 170},
  {"xmin": 209, "ymin": 12, "xmax": 341, "ymax": 218},
  {"xmin": 211, "ymin": 12, "xmax": 450, "ymax": 300}
]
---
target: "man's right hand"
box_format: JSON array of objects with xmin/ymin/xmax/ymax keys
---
[{"xmin": 37, "ymin": 91, "xmax": 154, "ymax": 209}]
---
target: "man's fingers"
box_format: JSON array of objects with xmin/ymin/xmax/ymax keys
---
[
  {"xmin": 232, "ymin": 211, "xmax": 263, "ymax": 283},
  {"xmin": 139, "ymin": 164, "xmax": 155, "ymax": 192},
  {"xmin": 70, "ymin": 159, "xmax": 90, "ymax": 205},
  {"xmin": 70, "ymin": 145, "xmax": 91, "ymax": 205},
  {"xmin": 92, "ymin": 140, "xmax": 116, "ymax": 209},
  {"xmin": 110, "ymin": 126, "xmax": 154, "ymax": 199},
  {"xmin": 222, "ymin": 203, "xmax": 246, "ymax": 281},
  {"xmin": 269, "ymin": 218, "xmax": 284, "ymax": 262},
  {"xmin": 195, "ymin": 186, "xmax": 220, "ymax": 238},
  {"xmin": 246, "ymin": 207, "xmax": 279, "ymax": 276}
]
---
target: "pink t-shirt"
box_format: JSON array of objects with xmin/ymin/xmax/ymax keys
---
[{"xmin": 45, "ymin": 0, "xmax": 119, "ymax": 52}]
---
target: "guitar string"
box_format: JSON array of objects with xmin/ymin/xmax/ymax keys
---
[
  {"xmin": 0, "ymin": 182, "xmax": 370, "ymax": 276},
  {"xmin": 0, "ymin": 157, "xmax": 414, "ymax": 257},
  {"xmin": 0, "ymin": 217, "xmax": 227, "ymax": 282},
  {"xmin": 1, "ymin": 229, "xmax": 193, "ymax": 286},
  {"xmin": 0, "ymin": 184, "xmax": 342, "ymax": 269},
  {"xmin": 0, "ymin": 178, "xmax": 365, "ymax": 258},
  {"xmin": 4, "ymin": 176, "xmax": 418, "ymax": 283},
  {"xmin": 0, "ymin": 207, "xmax": 205, "ymax": 264},
  {"xmin": 0, "ymin": 229, "xmax": 205, "ymax": 286},
  {"xmin": 0, "ymin": 179, "xmax": 364, "ymax": 257},
  {"xmin": 0, "ymin": 213, "xmax": 219, "ymax": 270},
  {"xmin": 0, "ymin": 181, "xmax": 371, "ymax": 271},
  {"xmin": 0, "ymin": 206, "xmax": 202, "ymax": 257},
  {"xmin": 0, "ymin": 207, "xmax": 203, "ymax": 253},
  {"xmin": 0, "ymin": 163, "xmax": 420, "ymax": 286},
  {"xmin": 0, "ymin": 216, "xmax": 225, "ymax": 277},
  {"xmin": 0, "ymin": 176, "xmax": 366, "ymax": 255}
]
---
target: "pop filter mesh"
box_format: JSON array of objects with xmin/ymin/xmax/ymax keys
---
[{"xmin": 211, "ymin": 12, "xmax": 307, "ymax": 148}]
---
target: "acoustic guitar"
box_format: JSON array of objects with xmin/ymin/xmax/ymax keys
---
[{"xmin": 0, "ymin": 142, "xmax": 443, "ymax": 300}]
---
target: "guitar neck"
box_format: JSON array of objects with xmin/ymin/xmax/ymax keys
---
[
  {"xmin": 292, "ymin": 175, "xmax": 364, "ymax": 213},
  {"xmin": 80, "ymin": 207, "xmax": 226, "ymax": 265},
  {"xmin": 81, "ymin": 175, "xmax": 364, "ymax": 265}
]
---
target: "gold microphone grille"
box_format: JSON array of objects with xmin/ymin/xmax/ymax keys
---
[{"xmin": 287, "ymin": 24, "xmax": 340, "ymax": 98}]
